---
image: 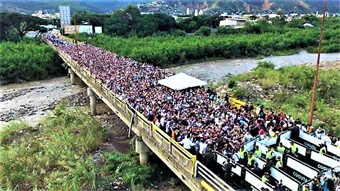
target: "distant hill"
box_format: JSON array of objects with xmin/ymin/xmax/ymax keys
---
[
  {"xmin": 210, "ymin": 0, "xmax": 340, "ymax": 14},
  {"xmin": 0, "ymin": 0, "xmax": 153, "ymax": 14},
  {"xmin": 0, "ymin": 0, "xmax": 339, "ymax": 14},
  {"xmin": 180, "ymin": 0, "xmax": 340, "ymax": 14}
]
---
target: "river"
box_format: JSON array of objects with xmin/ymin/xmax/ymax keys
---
[
  {"xmin": 1, "ymin": 51, "xmax": 339, "ymax": 127},
  {"xmin": 168, "ymin": 50, "xmax": 340, "ymax": 82}
]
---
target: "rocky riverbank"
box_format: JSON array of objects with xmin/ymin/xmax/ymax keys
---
[{"xmin": 0, "ymin": 76, "xmax": 84, "ymax": 127}]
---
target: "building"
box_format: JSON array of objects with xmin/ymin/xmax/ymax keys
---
[
  {"xmin": 64, "ymin": 25, "xmax": 93, "ymax": 34},
  {"xmin": 32, "ymin": 10, "xmax": 59, "ymax": 20},
  {"xmin": 59, "ymin": 6, "xmax": 71, "ymax": 28},
  {"xmin": 219, "ymin": 17, "xmax": 247, "ymax": 29}
]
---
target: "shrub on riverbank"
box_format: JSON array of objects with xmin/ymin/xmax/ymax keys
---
[
  {"xmin": 101, "ymin": 152, "xmax": 157, "ymax": 189},
  {"xmin": 0, "ymin": 104, "xmax": 103, "ymax": 190},
  {"xmin": 0, "ymin": 39, "xmax": 65, "ymax": 84},
  {"xmin": 228, "ymin": 64, "xmax": 340, "ymax": 136}
]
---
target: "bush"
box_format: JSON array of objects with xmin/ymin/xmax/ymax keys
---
[
  {"xmin": 216, "ymin": 26, "xmax": 228, "ymax": 35},
  {"xmin": 195, "ymin": 26, "xmax": 211, "ymax": 36},
  {"xmin": 0, "ymin": 40, "xmax": 66, "ymax": 84},
  {"xmin": 228, "ymin": 79, "xmax": 237, "ymax": 88},
  {"xmin": 171, "ymin": 29, "xmax": 186, "ymax": 37},
  {"xmin": 0, "ymin": 104, "xmax": 103, "ymax": 190},
  {"xmin": 254, "ymin": 61, "xmax": 275, "ymax": 70},
  {"xmin": 232, "ymin": 87, "xmax": 248, "ymax": 100},
  {"xmin": 103, "ymin": 152, "xmax": 156, "ymax": 189}
]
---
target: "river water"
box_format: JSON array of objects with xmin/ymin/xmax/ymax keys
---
[
  {"xmin": 1, "ymin": 51, "xmax": 339, "ymax": 127},
  {"xmin": 168, "ymin": 50, "xmax": 340, "ymax": 82}
]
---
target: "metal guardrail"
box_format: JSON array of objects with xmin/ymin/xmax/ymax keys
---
[{"xmin": 196, "ymin": 161, "xmax": 235, "ymax": 191}]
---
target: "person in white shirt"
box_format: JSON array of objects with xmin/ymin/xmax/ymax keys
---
[
  {"xmin": 322, "ymin": 134, "xmax": 332, "ymax": 145},
  {"xmin": 197, "ymin": 140, "xmax": 208, "ymax": 161},
  {"xmin": 180, "ymin": 135, "xmax": 193, "ymax": 151},
  {"xmin": 244, "ymin": 131, "xmax": 253, "ymax": 143}
]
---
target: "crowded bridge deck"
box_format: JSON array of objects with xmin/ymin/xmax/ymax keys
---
[{"xmin": 43, "ymin": 34, "xmax": 340, "ymax": 191}]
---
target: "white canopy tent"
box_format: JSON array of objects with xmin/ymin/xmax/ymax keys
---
[{"xmin": 158, "ymin": 73, "xmax": 207, "ymax": 90}]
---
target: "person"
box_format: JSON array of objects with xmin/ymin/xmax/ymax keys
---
[
  {"xmin": 254, "ymin": 145, "xmax": 262, "ymax": 158},
  {"xmin": 276, "ymin": 180, "xmax": 286, "ymax": 191},
  {"xmin": 321, "ymin": 175, "xmax": 334, "ymax": 191},
  {"xmin": 289, "ymin": 142, "xmax": 298, "ymax": 156},
  {"xmin": 275, "ymin": 156, "xmax": 283, "ymax": 169},
  {"xmin": 180, "ymin": 135, "xmax": 193, "ymax": 152},
  {"xmin": 204, "ymin": 149, "xmax": 216, "ymax": 170},
  {"xmin": 247, "ymin": 152, "xmax": 255, "ymax": 168},
  {"xmin": 335, "ymin": 138, "xmax": 340, "ymax": 148},
  {"xmin": 223, "ymin": 158, "xmax": 236, "ymax": 184},
  {"xmin": 198, "ymin": 139, "xmax": 207, "ymax": 162},
  {"xmin": 224, "ymin": 93, "xmax": 229, "ymax": 104},
  {"xmin": 244, "ymin": 131, "xmax": 253, "ymax": 143},
  {"xmin": 266, "ymin": 147, "xmax": 275, "ymax": 161},
  {"xmin": 238, "ymin": 146, "xmax": 247, "ymax": 165},
  {"xmin": 262, "ymin": 172, "xmax": 270, "ymax": 183},
  {"xmin": 276, "ymin": 143, "xmax": 285, "ymax": 154},
  {"xmin": 302, "ymin": 184, "xmax": 310, "ymax": 191},
  {"xmin": 310, "ymin": 177, "xmax": 321, "ymax": 191},
  {"xmin": 319, "ymin": 143, "xmax": 327, "ymax": 155},
  {"xmin": 252, "ymin": 162, "xmax": 262, "ymax": 177},
  {"xmin": 334, "ymin": 171, "xmax": 340, "ymax": 189},
  {"xmin": 262, "ymin": 159, "xmax": 272, "ymax": 175}
]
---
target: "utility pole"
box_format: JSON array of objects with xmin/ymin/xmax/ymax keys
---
[{"xmin": 308, "ymin": 0, "xmax": 327, "ymax": 126}]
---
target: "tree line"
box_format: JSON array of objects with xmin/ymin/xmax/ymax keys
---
[
  {"xmin": 0, "ymin": 39, "xmax": 65, "ymax": 84},
  {"xmin": 79, "ymin": 23, "xmax": 338, "ymax": 67}
]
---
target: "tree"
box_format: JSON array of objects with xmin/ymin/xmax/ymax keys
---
[
  {"xmin": 136, "ymin": 14, "xmax": 158, "ymax": 37},
  {"xmin": 105, "ymin": 10, "xmax": 130, "ymax": 36},
  {"xmin": 153, "ymin": 13, "xmax": 177, "ymax": 31},
  {"xmin": 196, "ymin": 26, "xmax": 211, "ymax": 36},
  {"xmin": 216, "ymin": 26, "xmax": 228, "ymax": 34},
  {"xmin": 0, "ymin": 13, "xmax": 46, "ymax": 41}
]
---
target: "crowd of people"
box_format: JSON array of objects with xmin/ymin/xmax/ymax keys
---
[
  {"xmin": 46, "ymin": 34, "xmax": 339, "ymax": 190},
  {"xmin": 46, "ymin": 34, "xmax": 296, "ymax": 156}
]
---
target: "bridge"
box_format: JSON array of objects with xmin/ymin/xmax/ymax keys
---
[
  {"xmin": 43, "ymin": 36, "xmax": 340, "ymax": 191},
  {"xmin": 43, "ymin": 37, "xmax": 236, "ymax": 191}
]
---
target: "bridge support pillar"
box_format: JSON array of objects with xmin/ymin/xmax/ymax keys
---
[
  {"xmin": 68, "ymin": 68, "xmax": 76, "ymax": 85},
  {"xmin": 87, "ymin": 88, "xmax": 97, "ymax": 115},
  {"xmin": 136, "ymin": 137, "xmax": 150, "ymax": 165}
]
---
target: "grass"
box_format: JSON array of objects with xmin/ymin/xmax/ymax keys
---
[
  {"xmin": 101, "ymin": 152, "xmax": 157, "ymax": 190},
  {"xmin": 225, "ymin": 62, "xmax": 340, "ymax": 136},
  {"xmin": 0, "ymin": 103, "xmax": 163, "ymax": 190},
  {"xmin": 0, "ymin": 104, "xmax": 102, "ymax": 190}
]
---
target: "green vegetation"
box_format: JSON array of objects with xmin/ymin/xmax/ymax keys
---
[
  {"xmin": 70, "ymin": 8, "xmax": 339, "ymax": 66},
  {"xmin": 101, "ymin": 152, "xmax": 156, "ymax": 190},
  {"xmin": 0, "ymin": 104, "xmax": 102, "ymax": 190},
  {"xmin": 227, "ymin": 62, "xmax": 340, "ymax": 136},
  {"xmin": 0, "ymin": 39, "xmax": 65, "ymax": 84},
  {"xmin": 0, "ymin": 104, "xmax": 160, "ymax": 190},
  {"xmin": 80, "ymin": 28, "xmax": 319, "ymax": 66},
  {"xmin": 0, "ymin": 12, "xmax": 47, "ymax": 41}
]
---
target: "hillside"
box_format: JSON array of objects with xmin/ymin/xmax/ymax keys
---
[
  {"xmin": 0, "ymin": 0, "xmax": 152, "ymax": 14},
  {"xmin": 0, "ymin": 0, "xmax": 339, "ymax": 14},
  {"xmin": 195, "ymin": 0, "xmax": 340, "ymax": 14}
]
